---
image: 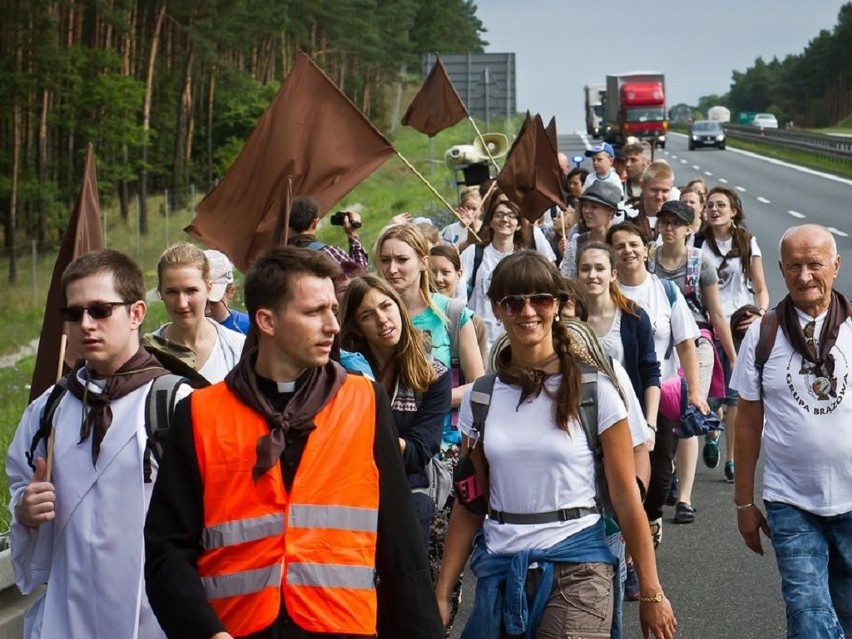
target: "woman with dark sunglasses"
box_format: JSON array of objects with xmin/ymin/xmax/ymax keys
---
[{"xmin": 435, "ymin": 250, "xmax": 676, "ymax": 639}]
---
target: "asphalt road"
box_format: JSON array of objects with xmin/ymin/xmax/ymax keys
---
[{"xmin": 447, "ymin": 132, "xmax": 852, "ymax": 639}]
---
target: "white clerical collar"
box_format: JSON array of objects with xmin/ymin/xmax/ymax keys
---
[{"xmin": 276, "ymin": 380, "xmax": 296, "ymax": 393}]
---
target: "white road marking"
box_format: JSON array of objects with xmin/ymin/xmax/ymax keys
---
[
  {"xmin": 680, "ymin": 159, "xmax": 688, "ymax": 164},
  {"xmin": 828, "ymin": 227, "xmax": 849, "ymax": 237},
  {"xmin": 788, "ymin": 210, "xmax": 806, "ymax": 219},
  {"xmin": 736, "ymin": 186, "xmax": 747, "ymax": 192},
  {"xmin": 692, "ymin": 165, "xmax": 701, "ymax": 171},
  {"xmin": 704, "ymin": 171, "xmax": 713, "ymax": 176},
  {"xmin": 757, "ymin": 196, "xmax": 771, "ymax": 204},
  {"xmin": 670, "ymin": 154, "xmax": 678, "ymax": 160},
  {"xmin": 719, "ymin": 178, "xmax": 728, "ymax": 184}
]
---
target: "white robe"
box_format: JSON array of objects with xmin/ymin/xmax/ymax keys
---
[{"xmin": 6, "ymin": 371, "xmax": 187, "ymax": 639}]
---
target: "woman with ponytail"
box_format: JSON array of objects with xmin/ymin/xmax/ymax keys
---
[
  {"xmin": 435, "ymin": 250, "xmax": 676, "ymax": 639},
  {"xmin": 699, "ymin": 186, "xmax": 769, "ymax": 482}
]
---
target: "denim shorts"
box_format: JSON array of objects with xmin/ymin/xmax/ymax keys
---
[{"xmin": 765, "ymin": 501, "xmax": 852, "ymax": 638}]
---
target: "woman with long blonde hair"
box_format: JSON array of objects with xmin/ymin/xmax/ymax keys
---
[{"xmin": 146, "ymin": 242, "xmax": 244, "ymax": 383}]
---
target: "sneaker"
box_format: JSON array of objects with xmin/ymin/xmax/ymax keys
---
[
  {"xmin": 666, "ymin": 470, "xmax": 679, "ymax": 506},
  {"xmin": 724, "ymin": 460, "xmax": 735, "ymax": 483},
  {"xmin": 703, "ymin": 435, "xmax": 720, "ymax": 469},
  {"xmin": 649, "ymin": 517, "xmax": 663, "ymax": 549},
  {"xmin": 624, "ymin": 562, "xmax": 640, "ymax": 601},
  {"xmin": 673, "ymin": 501, "xmax": 696, "ymax": 524}
]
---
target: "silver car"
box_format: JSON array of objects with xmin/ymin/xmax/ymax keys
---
[
  {"xmin": 751, "ymin": 113, "xmax": 779, "ymax": 129},
  {"xmin": 688, "ymin": 120, "xmax": 726, "ymax": 150}
]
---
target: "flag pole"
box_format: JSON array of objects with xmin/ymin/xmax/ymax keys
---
[
  {"xmin": 395, "ymin": 150, "xmax": 481, "ymax": 244},
  {"xmin": 467, "ymin": 115, "xmax": 501, "ymax": 172},
  {"xmin": 45, "ymin": 333, "xmax": 68, "ymax": 482}
]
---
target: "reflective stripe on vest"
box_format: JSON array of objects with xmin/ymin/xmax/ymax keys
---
[
  {"xmin": 288, "ymin": 504, "xmax": 377, "ymax": 532},
  {"xmin": 191, "ymin": 376, "xmax": 379, "ymax": 636},
  {"xmin": 287, "ymin": 562, "xmax": 375, "ymax": 589},
  {"xmin": 202, "ymin": 562, "xmax": 282, "ymax": 600},
  {"xmin": 202, "ymin": 513, "xmax": 285, "ymax": 550}
]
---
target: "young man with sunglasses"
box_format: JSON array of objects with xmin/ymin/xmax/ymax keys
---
[{"xmin": 6, "ymin": 248, "xmax": 190, "ymax": 638}]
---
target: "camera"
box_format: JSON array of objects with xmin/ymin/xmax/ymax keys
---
[{"xmin": 329, "ymin": 211, "xmax": 361, "ymax": 229}]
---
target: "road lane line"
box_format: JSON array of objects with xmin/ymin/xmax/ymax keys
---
[
  {"xmin": 757, "ymin": 196, "xmax": 771, "ymax": 204},
  {"xmin": 704, "ymin": 171, "xmax": 713, "ymax": 176},
  {"xmin": 736, "ymin": 186, "xmax": 747, "ymax": 192},
  {"xmin": 692, "ymin": 165, "xmax": 701, "ymax": 171},
  {"xmin": 681, "ymin": 159, "xmax": 688, "ymax": 164},
  {"xmin": 719, "ymin": 178, "xmax": 728, "ymax": 184},
  {"xmin": 828, "ymin": 227, "xmax": 849, "ymax": 238},
  {"xmin": 788, "ymin": 210, "xmax": 806, "ymax": 219}
]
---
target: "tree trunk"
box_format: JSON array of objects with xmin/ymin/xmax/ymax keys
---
[
  {"xmin": 139, "ymin": 1, "xmax": 165, "ymax": 236},
  {"xmin": 8, "ymin": 94, "xmax": 21, "ymax": 283},
  {"xmin": 172, "ymin": 41, "xmax": 193, "ymax": 209},
  {"xmin": 206, "ymin": 68, "xmax": 215, "ymax": 186},
  {"xmin": 36, "ymin": 87, "xmax": 50, "ymax": 244}
]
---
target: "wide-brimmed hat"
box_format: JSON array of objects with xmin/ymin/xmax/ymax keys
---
[{"xmin": 578, "ymin": 180, "xmax": 622, "ymax": 211}]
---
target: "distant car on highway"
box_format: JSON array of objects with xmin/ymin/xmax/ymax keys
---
[
  {"xmin": 751, "ymin": 113, "xmax": 779, "ymax": 129},
  {"xmin": 688, "ymin": 120, "xmax": 726, "ymax": 150}
]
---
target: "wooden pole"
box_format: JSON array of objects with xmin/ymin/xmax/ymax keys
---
[
  {"xmin": 395, "ymin": 151, "xmax": 481, "ymax": 244},
  {"xmin": 45, "ymin": 333, "xmax": 68, "ymax": 482},
  {"xmin": 468, "ymin": 115, "xmax": 501, "ymax": 172}
]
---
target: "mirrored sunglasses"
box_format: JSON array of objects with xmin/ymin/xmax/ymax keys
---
[{"xmin": 498, "ymin": 294, "xmax": 557, "ymax": 316}]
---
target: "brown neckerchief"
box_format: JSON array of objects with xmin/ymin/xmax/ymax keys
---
[
  {"xmin": 495, "ymin": 347, "xmax": 561, "ymax": 409},
  {"xmin": 777, "ymin": 290, "xmax": 852, "ymax": 381},
  {"xmin": 225, "ymin": 348, "xmax": 347, "ymax": 481},
  {"xmin": 66, "ymin": 347, "xmax": 168, "ymax": 464}
]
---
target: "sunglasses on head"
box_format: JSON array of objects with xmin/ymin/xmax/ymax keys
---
[
  {"xmin": 59, "ymin": 301, "xmax": 131, "ymax": 323},
  {"xmin": 497, "ymin": 294, "xmax": 557, "ymax": 316}
]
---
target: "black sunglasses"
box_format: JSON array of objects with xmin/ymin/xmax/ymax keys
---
[
  {"xmin": 60, "ymin": 301, "xmax": 131, "ymax": 323},
  {"xmin": 497, "ymin": 294, "xmax": 557, "ymax": 316}
]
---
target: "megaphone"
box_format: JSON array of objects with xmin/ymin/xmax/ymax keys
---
[
  {"xmin": 473, "ymin": 133, "xmax": 509, "ymax": 160},
  {"xmin": 444, "ymin": 144, "xmax": 481, "ymax": 170}
]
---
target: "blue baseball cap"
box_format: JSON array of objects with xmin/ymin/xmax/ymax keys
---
[{"xmin": 584, "ymin": 143, "xmax": 616, "ymax": 159}]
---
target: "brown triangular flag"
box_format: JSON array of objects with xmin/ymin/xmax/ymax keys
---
[
  {"xmin": 30, "ymin": 143, "xmax": 104, "ymax": 400},
  {"xmin": 401, "ymin": 55, "xmax": 468, "ymax": 137},
  {"xmin": 186, "ymin": 52, "xmax": 396, "ymax": 272},
  {"xmin": 544, "ymin": 117, "xmax": 558, "ymax": 155},
  {"xmin": 497, "ymin": 114, "xmax": 564, "ymax": 222}
]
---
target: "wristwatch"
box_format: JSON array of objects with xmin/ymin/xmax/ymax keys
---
[{"xmin": 638, "ymin": 592, "xmax": 665, "ymax": 603}]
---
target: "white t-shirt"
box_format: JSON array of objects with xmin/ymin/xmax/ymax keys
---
[
  {"xmin": 460, "ymin": 244, "xmax": 509, "ymax": 351},
  {"xmin": 458, "ymin": 373, "xmax": 627, "ymax": 555},
  {"xmin": 731, "ymin": 309, "xmax": 852, "ymax": 516},
  {"xmin": 619, "ymin": 275, "xmax": 700, "ymax": 380},
  {"xmin": 701, "ymin": 236, "xmax": 762, "ymax": 317},
  {"xmin": 582, "ymin": 171, "xmax": 624, "ymax": 193},
  {"xmin": 611, "ymin": 358, "xmax": 651, "ymax": 447},
  {"xmin": 532, "ymin": 226, "xmax": 558, "ymax": 263},
  {"xmin": 600, "ymin": 309, "xmax": 625, "ymax": 366},
  {"xmin": 441, "ymin": 221, "xmax": 469, "ymax": 247},
  {"xmin": 155, "ymin": 319, "xmax": 245, "ymax": 383}
]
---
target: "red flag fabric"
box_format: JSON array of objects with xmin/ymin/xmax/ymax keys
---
[
  {"xmin": 401, "ymin": 55, "xmax": 468, "ymax": 137},
  {"xmin": 29, "ymin": 143, "xmax": 104, "ymax": 400},
  {"xmin": 186, "ymin": 52, "xmax": 396, "ymax": 272},
  {"xmin": 497, "ymin": 114, "xmax": 565, "ymax": 222}
]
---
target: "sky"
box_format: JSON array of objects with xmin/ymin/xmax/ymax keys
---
[{"xmin": 474, "ymin": 0, "xmax": 848, "ymax": 132}]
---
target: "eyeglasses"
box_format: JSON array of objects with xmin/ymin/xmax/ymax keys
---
[
  {"xmin": 705, "ymin": 201, "xmax": 729, "ymax": 210},
  {"xmin": 492, "ymin": 210, "xmax": 519, "ymax": 221},
  {"xmin": 497, "ymin": 294, "xmax": 557, "ymax": 316},
  {"xmin": 657, "ymin": 218, "xmax": 686, "ymax": 229},
  {"xmin": 59, "ymin": 301, "xmax": 131, "ymax": 322}
]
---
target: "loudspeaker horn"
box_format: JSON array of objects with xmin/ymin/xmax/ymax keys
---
[{"xmin": 473, "ymin": 133, "xmax": 509, "ymax": 160}]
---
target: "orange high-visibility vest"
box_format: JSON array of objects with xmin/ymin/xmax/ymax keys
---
[{"xmin": 191, "ymin": 375, "xmax": 379, "ymax": 636}]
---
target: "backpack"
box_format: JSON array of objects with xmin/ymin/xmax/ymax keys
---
[
  {"xmin": 754, "ymin": 309, "xmax": 781, "ymax": 398},
  {"xmin": 462, "ymin": 362, "xmax": 613, "ymax": 517},
  {"xmin": 446, "ymin": 297, "xmax": 467, "ymax": 379},
  {"xmin": 659, "ymin": 277, "xmax": 678, "ymax": 360},
  {"xmin": 25, "ymin": 374, "xmax": 192, "ymax": 484},
  {"xmin": 467, "ymin": 234, "xmax": 539, "ymax": 299}
]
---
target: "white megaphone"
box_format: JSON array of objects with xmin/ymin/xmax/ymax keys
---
[
  {"xmin": 473, "ymin": 133, "xmax": 509, "ymax": 160},
  {"xmin": 444, "ymin": 144, "xmax": 481, "ymax": 170}
]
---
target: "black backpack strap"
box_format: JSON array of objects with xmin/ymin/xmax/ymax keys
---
[
  {"xmin": 142, "ymin": 374, "xmax": 191, "ymax": 483},
  {"xmin": 467, "ymin": 244, "xmax": 485, "ymax": 299},
  {"xmin": 755, "ymin": 309, "xmax": 780, "ymax": 399},
  {"xmin": 26, "ymin": 377, "xmax": 70, "ymax": 473}
]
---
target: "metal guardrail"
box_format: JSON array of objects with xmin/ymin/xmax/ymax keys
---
[{"xmin": 723, "ymin": 124, "xmax": 852, "ymax": 164}]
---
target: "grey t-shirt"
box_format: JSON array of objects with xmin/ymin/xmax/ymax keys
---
[{"xmin": 653, "ymin": 251, "xmax": 718, "ymax": 325}]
